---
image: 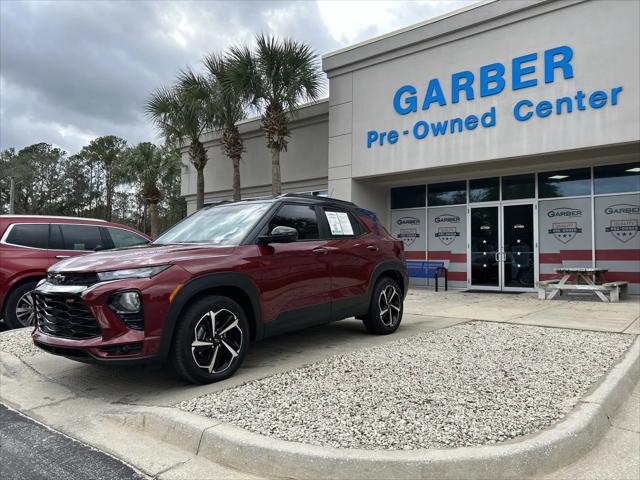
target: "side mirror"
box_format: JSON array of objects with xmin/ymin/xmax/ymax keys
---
[
  {"xmin": 94, "ymin": 244, "xmax": 108, "ymax": 252},
  {"xmin": 258, "ymin": 226, "xmax": 298, "ymax": 244}
]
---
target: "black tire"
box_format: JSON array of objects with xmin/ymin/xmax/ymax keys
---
[
  {"xmin": 3, "ymin": 281, "xmax": 39, "ymax": 329},
  {"xmin": 171, "ymin": 295, "xmax": 250, "ymax": 384},
  {"xmin": 362, "ymin": 277, "xmax": 403, "ymax": 335}
]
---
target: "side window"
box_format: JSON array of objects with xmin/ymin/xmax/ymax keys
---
[
  {"xmin": 5, "ymin": 224, "xmax": 49, "ymax": 249},
  {"xmin": 57, "ymin": 224, "xmax": 105, "ymax": 251},
  {"xmin": 107, "ymin": 227, "xmax": 149, "ymax": 248},
  {"xmin": 323, "ymin": 209, "xmax": 359, "ymax": 237},
  {"xmin": 268, "ymin": 204, "xmax": 319, "ymax": 240}
]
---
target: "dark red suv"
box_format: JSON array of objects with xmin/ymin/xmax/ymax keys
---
[
  {"xmin": 31, "ymin": 195, "xmax": 407, "ymax": 384},
  {"xmin": 0, "ymin": 215, "xmax": 150, "ymax": 329}
]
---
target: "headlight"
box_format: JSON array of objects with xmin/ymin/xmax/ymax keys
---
[
  {"xmin": 97, "ymin": 265, "xmax": 169, "ymax": 281},
  {"xmin": 109, "ymin": 291, "xmax": 141, "ymax": 313}
]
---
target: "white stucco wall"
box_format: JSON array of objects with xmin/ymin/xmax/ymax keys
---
[{"xmin": 183, "ymin": 101, "xmax": 329, "ymax": 214}]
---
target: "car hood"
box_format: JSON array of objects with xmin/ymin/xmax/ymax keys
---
[{"xmin": 50, "ymin": 243, "xmax": 236, "ymax": 273}]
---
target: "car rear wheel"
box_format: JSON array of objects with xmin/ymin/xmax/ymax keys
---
[
  {"xmin": 4, "ymin": 281, "xmax": 39, "ymax": 329},
  {"xmin": 362, "ymin": 277, "xmax": 403, "ymax": 335},
  {"xmin": 171, "ymin": 295, "xmax": 249, "ymax": 384}
]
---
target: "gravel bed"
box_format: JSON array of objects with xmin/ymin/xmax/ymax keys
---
[
  {"xmin": 179, "ymin": 322, "xmax": 634, "ymax": 450},
  {"xmin": 0, "ymin": 327, "xmax": 42, "ymax": 358}
]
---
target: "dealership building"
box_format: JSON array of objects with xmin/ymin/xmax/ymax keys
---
[{"xmin": 181, "ymin": 0, "xmax": 640, "ymax": 293}]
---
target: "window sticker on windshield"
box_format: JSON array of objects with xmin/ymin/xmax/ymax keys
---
[{"xmin": 326, "ymin": 211, "xmax": 354, "ymax": 235}]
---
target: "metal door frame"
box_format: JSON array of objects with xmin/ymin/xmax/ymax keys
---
[
  {"xmin": 467, "ymin": 203, "xmax": 502, "ymax": 291},
  {"xmin": 467, "ymin": 201, "xmax": 537, "ymax": 292},
  {"xmin": 501, "ymin": 201, "xmax": 538, "ymax": 293}
]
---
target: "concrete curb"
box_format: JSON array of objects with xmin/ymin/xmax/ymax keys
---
[{"xmin": 105, "ymin": 337, "xmax": 640, "ymax": 480}]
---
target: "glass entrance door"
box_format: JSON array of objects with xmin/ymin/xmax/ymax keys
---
[
  {"xmin": 470, "ymin": 206, "xmax": 501, "ymax": 289},
  {"xmin": 469, "ymin": 203, "xmax": 536, "ymax": 291},
  {"xmin": 502, "ymin": 204, "xmax": 535, "ymax": 290}
]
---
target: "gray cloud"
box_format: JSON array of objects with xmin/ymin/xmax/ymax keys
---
[{"xmin": 0, "ymin": 0, "xmax": 473, "ymax": 154}]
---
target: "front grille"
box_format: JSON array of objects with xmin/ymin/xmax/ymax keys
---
[
  {"xmin": 34, "ymin": 292, "xmax": 101, "ymax": 339},
  {"xmin": 47, "ymin": 272, "xmax": 99, "ymax": 286}
]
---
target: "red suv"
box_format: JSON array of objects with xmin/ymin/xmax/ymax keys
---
[
  {"xmin": 0, "ymin": 215, "xmax": 150, "ymax": 329},
  {"xmin": 31, "ymin": 195, "xmax": 407, "ymax": 384}
]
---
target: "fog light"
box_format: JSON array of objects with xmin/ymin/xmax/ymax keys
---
[{"xmin": 109, "ymin": 291, "xmax": 141, "ymax": 314}]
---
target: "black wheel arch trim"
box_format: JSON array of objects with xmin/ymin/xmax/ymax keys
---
[
  {"xmin": 157, "ymin": 272, "xmax": 263, "ymax": 361},
  {"xmin": 368, "ymin": 260, "xmax": 407, "ymax": 299}
]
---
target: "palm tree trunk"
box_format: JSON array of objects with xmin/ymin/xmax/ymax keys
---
[
  {"xmin": 232, "ymin": 156, "xmax": 241, "ymax": 201},
  {"xmin": 196, "ymin": 167, "xmax": 204, "ymax": 210},
  {"xmin": 271, "ymin": 147, "xmax": 281, "ymax": 197},
  {"xmin": 189, "ymin": 138, "xmax": 207, "ymax": 210},
  {"xmin": 148, "ymin": 201, "xmax": 159, "ymax": 239}
]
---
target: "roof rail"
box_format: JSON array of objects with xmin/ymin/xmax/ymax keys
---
[{"xmin": 278, "ymin": 193, "xmax": 357, "ymax": 206}]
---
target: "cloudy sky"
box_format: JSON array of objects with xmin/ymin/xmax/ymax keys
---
[{"xmin": 0, "ymin": 0, "xmax": 475, "ymax": 154}]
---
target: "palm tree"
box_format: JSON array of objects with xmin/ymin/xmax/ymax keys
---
[
  {"xmin": 225, "ymin": 34, "xmax": 323, "ymax": 196},
  {"xmin": 202, "ymin": 54, "xmax": 246, "ymax": 201},
  {"xmin": 127, "ymin": 142, "xmax": 179, "ymax": 238},
  {"xmin": 146, "ymin": 71, "xmax": 215, "ymax": 210}
]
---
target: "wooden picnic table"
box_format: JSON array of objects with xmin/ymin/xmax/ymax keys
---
[{"xmin": 543, "ymin": 267, "xmax": 610, "ymax": 302}]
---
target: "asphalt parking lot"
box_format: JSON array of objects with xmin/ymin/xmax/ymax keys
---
[{"xmin": 0, "ymin": 404, "xmax": 144, "ymax": 480}]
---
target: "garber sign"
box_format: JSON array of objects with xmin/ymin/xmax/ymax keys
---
[{"xmin": 366, "ymin": 45, "xmax": 623, "ymax": 148}]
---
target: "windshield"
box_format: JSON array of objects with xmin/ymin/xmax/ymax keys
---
[{"xmin": 154, "ymin": 202, "xmax": 271, "ymax": 245}]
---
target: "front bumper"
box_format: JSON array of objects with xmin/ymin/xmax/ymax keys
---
[{"xmin": 31, "ymin": 266, "xmax": 188, "ymax": 363}]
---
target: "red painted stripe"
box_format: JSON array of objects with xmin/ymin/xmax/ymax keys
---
[
  {"xmin": 427, "ymin": 251, "xmax": 467, "ymax": 262},
  {"xmin": 447, "ymin": 271, "xmax": 467, "ymax": 281},
  {"xmin": 405, "ymin": 251, "xmax": 426, "ymax": 260},
  {"xmin": 595, "ymin": 249, "xmax": 640, "ymax": 261},
  {"xmin": 601, "ymin": 271, "xmax": 640, "ymax": 283},
  {"xmin": 539, "ymin": 250, "xmax": 592, "ymax": 264}
]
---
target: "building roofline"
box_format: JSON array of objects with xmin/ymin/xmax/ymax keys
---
[
  {"xmin": 321, "ymin": 0, "xmax": 574, "ymax": 75},
  {"xmin": 322, "ymin": 0, "xmax": 492, "ymax": 61},
  {"xmin": 197, "ymin": 98, "xmax": 329, "ymax": 146}
]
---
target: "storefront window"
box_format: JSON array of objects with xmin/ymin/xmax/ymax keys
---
[
  {"xmin": 502, "ymin": 173, "xmax": 535, "ymax": 200},
  {"xmin": 469, "ymin": 177, "xmax": 499, "ymax": 202},
  {"xmin": 538, "ymin": 168, "xmax": 591, "ymax": 198},
  {"xmin": 594, "ymin": 163, "xmax": 640, "ymax": 194},
  {"xmin": 391, "ymin": 185, "xmax": 426, "ymax": 209},
  {"xmin": 427, "ymin": 181, "xmax": 466, "ymax": 206}
]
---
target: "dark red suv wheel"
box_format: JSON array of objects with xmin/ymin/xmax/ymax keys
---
[{"xmin": 171, "ymin": 295, "xmax": 250, "ymax": 384}]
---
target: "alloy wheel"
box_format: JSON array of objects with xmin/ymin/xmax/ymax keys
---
[
  {"xmin": 378, "ymin": 285, "xmax": 401, "ymax": 327},
  {"xmin": 191, "ymin": 308, "xmax": 243, "ymax": 374},
  {"xmin": 15, "ymin": 292, "xmax": 36, "ymax": 327}
]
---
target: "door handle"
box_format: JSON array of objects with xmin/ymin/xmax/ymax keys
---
[
  {"xmin": 366, "ymin": 245, "xmax": 379, "ymax": 251},
  {"xmin": 312, "ymin": 247, "xmax": 329, "ymax": 256},
  {"xmin": 55, "ymin": 255, "xmax": 70, "ymax": 259}
]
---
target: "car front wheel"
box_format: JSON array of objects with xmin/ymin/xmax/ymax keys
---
[
  {"xmin": 362, "ymin": 277, "xmax": 403, "ymax": 335},
  {"xmin": 4, "ymin": 281, "xmax": 39, "ymax": 329},
  {"xmin": 171, "ymin": 295, "xmax": 249, "ymax": 384}
]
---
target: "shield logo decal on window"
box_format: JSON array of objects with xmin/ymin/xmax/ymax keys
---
[
  {"xmin": 605, "ymin": 219, "xmax": 639, "ymax": 243},
  {"xmin": 435, "ymin": 227, "xmax": 459, "ymax": 246},
  {"xmin": 397, "ymin": 228, "xmax": 419, "ymax": 247},
  {"xmin": 548, "ymin": 222, "xmax": 581, "ymax": 244}
]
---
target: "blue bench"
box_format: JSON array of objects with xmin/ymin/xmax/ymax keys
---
[{"xmin": 406, "ymin": 260, "xmax": 448, "ymax": 292}]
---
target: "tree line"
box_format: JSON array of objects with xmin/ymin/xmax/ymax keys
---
[{"xmin": 0, "ymin": 138, "xmax": 185, "ymax": 238}]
